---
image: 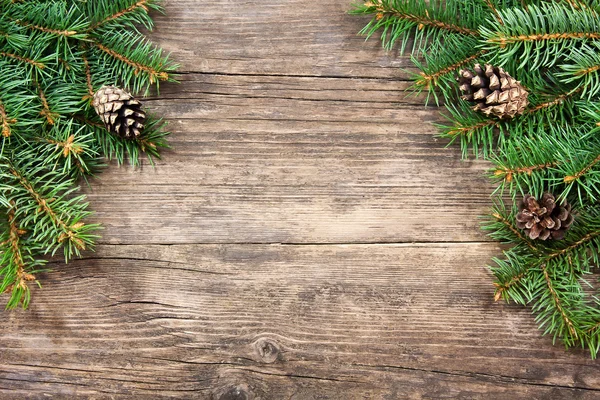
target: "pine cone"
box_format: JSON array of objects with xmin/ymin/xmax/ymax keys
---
[
  {"xmin": 516, "ymin": 193, "xmax": 574, "ymax": 240},
  {"xmin": 458, "ymin": 64, "xmax": 529, "ymax": 119},
  {"xmin": 92, "ymin": 86, "xmax": 146, "ymax": 139}
]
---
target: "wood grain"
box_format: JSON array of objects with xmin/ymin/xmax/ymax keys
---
[
  {"xmin": 87, "ymin": 73, "xmax": 493, "ymax": 245},
  {"xmin": 2, "ymin": 244, "xmax": 600, "ymax": 399},
  {"xmin": 2, "ymin": 0, "xmax": 599, "ymax": 398},
  {"xmin": 150, "ymin": 1, "xmax": 415, "ymax": 78}
]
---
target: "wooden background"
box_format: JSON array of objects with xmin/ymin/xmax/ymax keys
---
[{"xmin": 2, "ymin": 1, "xmax": 600, "ymax": 398}]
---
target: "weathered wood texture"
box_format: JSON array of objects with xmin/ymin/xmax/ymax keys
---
[{"xmin": 1, "ymin": 1, "xmax": 600, "ymax": 399}]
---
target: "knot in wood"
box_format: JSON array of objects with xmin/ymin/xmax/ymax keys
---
[
  {"xmin": 253, "ymin": 337, "xmax": 281, "ymax": 363},
  {"xmin": 218, "ymin": 386, "xmax": 251, "ymax": 400}
]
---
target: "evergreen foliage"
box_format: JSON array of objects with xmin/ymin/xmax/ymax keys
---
[
  {"xmin": 0, "ymin": 0, "xmax": 177, "ymax": 309},
  {"xmin": 353, "ymin": 0, "xmax": 600, "ymax": 356}
]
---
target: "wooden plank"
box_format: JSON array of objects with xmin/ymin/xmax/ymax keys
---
[
  {"xmin": 85, "ymin": 74, "xmax": 494, "ymax": 245},
  {"xmin": 1, "ymin": 244, "xmax": 599, "ymax": 398},
  {"xmin": 151, "ymin": 0, "xmax": 415, "ymax": 78},
  {"xmin": 5, "ymin": 0, "xmax": 595, "ymax": 398}
]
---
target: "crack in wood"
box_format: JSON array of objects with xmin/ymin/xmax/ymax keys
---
[
  {"xmin": 352, "ymin": 363, "xmax": 600, "ymax": 391},
  {"xmin": 232, "ymin": 367, "xmax": 366, "ymax": 384}
]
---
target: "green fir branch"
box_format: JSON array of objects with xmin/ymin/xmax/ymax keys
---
[
  {"xmin": 480, "ymin": 2, "xmax": 600, "ymax": 70},
  {"xmin": 1, "ymin": 157, "xmax": 100, "ymax": 258},
  {"xmin": 9, "ymin": 2, "xmax": 89, "ymax": 40},
  {"xmin": 351, "ymin": 0, "xmax": 483, "ymax": 54},
  {"xmin": 0, "ymin": 204, "xmax": 46, "ymax": 309},
  {"xmin": 88, "ymin": 0, "xmax": 163, "ymax": 32},
  {"xmin": 411, "ymin": 34, "xmax": 487, "ymax": 104},
  {"xmin": 0, "ymin": 0, "xmax": 176, "ymax": 307},
  {"xmin": 486, "ymin": 204, "xmax": 600, "ymax": 355},
  {"xmin": 559, "ymin": 42, "xmax": 600, "ymax": 99},
  {"xmin": 437, "ymin": 101, "xmax": 499, "ymax": 158},
  {"xmin": 353, "ymin": 0, "xmax": 600, "ymax": 357},
  {"xmin": 88, "ymin": 30, "xmax": 177, "ymax": 94}
]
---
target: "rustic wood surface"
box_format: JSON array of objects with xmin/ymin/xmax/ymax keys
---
[{"xmin": 2, "ymin": 1, "xmax": 600, "ymax": 398}]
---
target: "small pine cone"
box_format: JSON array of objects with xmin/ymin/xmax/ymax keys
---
[
  {"xmin": 92, "ymin": 86, "xmax": 146, "ymax": 139},
  {"xmin": 458, "ymin": 64, "xmax": 529, "ymax": 119},
  {"xmin": 516, "ymin": 193, "xmax": 574, "ymax": 240}
]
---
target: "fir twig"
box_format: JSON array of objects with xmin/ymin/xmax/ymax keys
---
[
  {"xmin": 82, "ymin": 53, "xmax": 94, "ymax": 99},
  {"xmin": 91, "ymin": 41, "xmax": 168, "ymax": 83},
  {"xmin": 540, "ymin": 262, "xmax": 578, "ymax": 337},
  {"xmin": 89, "ymin": 0, "xmax": 151, "ymax": 30},
  {"xmin": 0, "ymin": 51, "xmax": 44, "ymax": 69},
  {"xmin": 0, "ymin": 102, "xmax": 16, "ymax": 137},
  {"xmin": 364, "ymin": 1, "xmax": 479, "ymax": 36}
]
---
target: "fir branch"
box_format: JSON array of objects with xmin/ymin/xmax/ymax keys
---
[
  {"xmin": 35, "ymin": 121, "xmax": 102, "ymax": 179},
  {"xmin": 89, "ymin": 0, "xmax": 151, "ymax": 30},
  {"xmin": 547, "ymin": 230, "xmax": 600, "ymax": 260},
  {"xmin": 488, "ymin": 123, "xmax": 600, "ymax": 202},
  {"xmin": 488, "ymin": 32, "xmax": 600, "ymax": 47},
  {"xmin": 351, "ymin": 0, "xmax": 487, "ymax": 54},
  {"xmin": 488, "ymin": 248, "xmax": 536, "ymax": 305},
  {"xmin": 4, "ymin": 160, "xmax": 99, "ymax": 257},
  {"xmin": 91, "ymin": 40, "xmax": 169, "ymax": 84},
  {"xmin": 37, "ymin": 84, "xmax": 58, "ymax": 125},
  {"xmin": 0, "ymin": 102, "xmax": 16, "ymax": 137},
  {"xmin": 480, "ymin": 2, "xmax": 600, "ymax": 69},
  {"xmin": 7, "ymin": 1, "xmax": 89, "ymax": 41},
  {"xmin": 438, "ymin": 101, "xmax": 500, "ymax": 157},
  {"xmin": 364, "ymin": 1, "xmax": 479, "ymax": 36},
  {"xmin": 353, "ymin": 0, "xmax": 600, "ymax": 357},
  {"xmin": 0, "ymin": 51, "xmax": 44, "ymax": 69},
  {"xmin": 445, "ymin": 85, "xmax": 581, "ymax": 158},
  {"xmin": 559, "ymin": 42, "xmax": 600, "ymax": 98},
  {"xmin": 82, "ymin": 53, "xmax": 94, "ymax": 99},
  {"xmin": 585, "ymin": 319, "xmax": 600, "ymax": 335},
  {"xmin": 415, "ymin": 49, "xmax": 487, "ymax": 90},
  {"xmin": 491, "ymin": 211, "xmax": 538, "ymax": 252},
  {"xmin": 540, "ymin": 262, "xmax": 578, "ymax": 337},
  {"xmin": 87, "ymin": 0, "xmax": 162, "ymax": 32},
  {"xmin": 9, "ymin": 166, "xmax": 69, "ymax": 232},
  {"xmin": 444, "ymin": 89, "xmax": 574, "ymax": 144},
  {"xmin": 12, "ymin": 20, "xmax": 77, "ymax": 37},
  {"xmin": 445, "ymin": 119, "xmax": 497, "ymax": 137},
  {"xmin": 526, "ymin": 88, "xmax": 582, "ymax": 113},
  {"xmin": 488, "ymin": 139, "xmax": 557, "ymax": 199},
  {"xmin": 0, "ymin": 0, "xmax": 175, "ymax": 308},
  {"xmin": 4, "ymin": 203, "xmax": 36, "ymax": 302},
  {"xmin": 43, "ymin": 135, "xmax": 83, "ymax": 158},
  {"xmin": 564, "ymin": 154, "xmax": 600, "ymax": 183},
  {"xmin": 493, "ymin": 272, "xmax": 525, "ymax": 301},
  {"xmin": 493, "ymin": 162, "xmax": 558, "ymax": 183},
  {"xmin": 482, "ymin": 0, "xmax": 504, "ymax": 25}
]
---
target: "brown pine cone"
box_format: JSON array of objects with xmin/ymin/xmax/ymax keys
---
[
  {"xmin": 92, "ymin": 86, "xmax": 146, "ymax": 139},
  {"xmin": 458, "ymin": 64, "xmax": 529, "ymax": 119},
  {"xmin": 516, "ymin": 193, "xmax": 574, "ymax": 240}
]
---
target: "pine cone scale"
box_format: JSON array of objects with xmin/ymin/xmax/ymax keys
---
[
  {"xmin": 517, "ymin": 193, "xmax": 573, "ymax": 241},
  {"xmin": 458, "ymin": 63, "xmax": 529, "ymax": 119},
  {"xmin": 92, "ymin": 86, "xmax": 146, "ymax": 140}
]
